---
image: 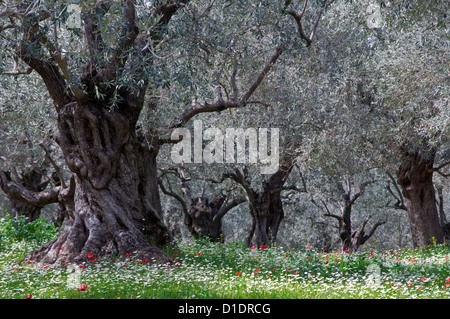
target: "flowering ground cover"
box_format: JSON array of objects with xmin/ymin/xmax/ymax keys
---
[{"xmin": 1, "ymin": 239, "xmax": 450, "ymax": 299}]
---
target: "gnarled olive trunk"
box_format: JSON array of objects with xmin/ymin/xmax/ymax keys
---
[
  {"xmin": 184, "ymin": 196, "xmax": 226, "ymax": 241},
  {"xmin": 246, "ymin": 187, "xmax": 284, "ymax": 247},
  {"xmin": 245, "ymin": 165, "xmax": 293, "ymax": 247},
  {"xmin": 396, "ymin": 148, "xmax": 444, "ymax": 247},
  {"xmin": 338, "ymin": 203, "xmax": 384, "ymax": 252},
  {"xmin": 29, "ymin": 101, "xmax": 170, "ymax": 264}
]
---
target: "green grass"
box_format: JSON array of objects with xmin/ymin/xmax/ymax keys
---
[{"xmin": 1, "ymin": 237, "xmax": 450, "ymax": 299}]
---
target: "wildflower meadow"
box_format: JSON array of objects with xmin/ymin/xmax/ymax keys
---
[{"xmin": 1, "ymin": 218, "xmax": 450, "ymax": 300}]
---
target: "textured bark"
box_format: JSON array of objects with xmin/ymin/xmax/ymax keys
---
[
  {"xmin": 246, "ymin": 184, "xmax": 285, "ymax": 247},
  {"xmin": 27, "ymin": 101, "xmax": 170, "ymax": 264},
  {"xmin": 241, "ymin": 164, "xmax": 293, "ymax": 247},
  {"xmin": 396, "ymin": 148, "xmax": 444, "ymax": 247},
  {"xmin": 184, "ymin": 196, "xmax": 225, "ymax": 241},
  {"xmin": 160, "ymin": 171, "xmax": 245, "ymax": 241}
]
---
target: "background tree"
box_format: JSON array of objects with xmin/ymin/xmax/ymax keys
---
[
  {"xmin": 294, "ymin": 0, "xmax": 449, "ymax": 248},
  {"xmin": 358, "ymin": 0, "xmax": 449, "ymax": 247},
  {"xmin": 158, "ymin": 167, "xmax": 245, "ymax": 241}
]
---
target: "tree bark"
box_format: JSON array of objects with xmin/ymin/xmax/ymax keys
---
[
  {"xmin": 246, "ymin": 184, "xmax": 285, "ymax": 247},
  {"xmin": 184, "ymin": 195, "xmax": 225, "ymax": 241},
  {"xmin": 27, "ymin": 101, "xmax": 170, "ymax": 264},
  {"xmin": 396, "ymin": 148, "xmax": 444, "ymax": 247},
  {"xmin": 159, "ymin": 170, "xmax": 245, "ymax": 242},
  {"xmin": 243, "ymin": 164, "xmax": 293, "ymax": 247}
]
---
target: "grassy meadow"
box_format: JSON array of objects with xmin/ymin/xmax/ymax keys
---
[{"xmin": 1, "ymin": 220, "xmax": 450, "ymax": 299}]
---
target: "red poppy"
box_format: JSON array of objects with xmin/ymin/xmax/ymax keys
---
[
  {"xmin": 170, "ymin": 258, "xmax": 177, "ymax": 261},
  {"xmin": 250, "ymin": 246, "xmax": 255, "ymax": 250},
  {"xmin": 305, "ymin": 245, "xmax": 310, "ymax": 248},
  {"xmin": 90, "ymin": 259, "xmax": 97, "ymax": 262},
  {"xmin": 420, "ymin": 277, "xmax": 425, "ymax": 281},
  {"xmin": 196, "ymin": 252, "xmax": 202, "ymax": 256},
  {"xmin": 344, "ymin": 248, "xmax": 350, "ymax": 254},
  {"xmin": 58, "ymin": 247, "xmax": 63, "ymax": 250},
  {"xmin": 125, "ymin": 253, "xmax": 130, "ymax": 257},
  {"xmin": 79, "ymin": 265, "xmax": 84, "ymax": 269},
  {"xmin": 25, "ymin": 294, "xmax": 32, "ymax": 299},
  {"xmin": 141, "ymin": 258, "xmax": 148, "ymax": 263},
  {"xmin": 87, "ymin": 253, "xmax": 94, "ymax": 259},
  {"xmin": 44, "ymin": 265, "xmax": 50, "ymax": 269},
  {"xmin": 174, "ymin": 251, "xmax": 179, "ymax": 255},
  {"xmin": 78, "ymin": 284, "xmax": 88, "ymax": 292},
  {"xmin": 61, "ymin": 261, "xmax": 66, "ymax": 265},
  {"xmin": 285, "ymin": 254, "xmax": 289, "ymax": 257},
  {"xmin": 324, "ymin": 261, "xmax": 329, "ymax": 265},
  {"xmin": 260, "ymin": 245, "xmax": 267, "ymax": 250},
  {"xmin": 445, "ymin": 278, "xmax": 450, "ymax": 283},
  {"xmin": 444, "ymin": 284, "xmax": 450, "ymax": 289},
  {"xmin": 236, "ymin": 272, "xmax": 241, "ymax": 275},
  {"xmin": 254, "ymin": 268, "xmax": 260, "ymax": 273}
]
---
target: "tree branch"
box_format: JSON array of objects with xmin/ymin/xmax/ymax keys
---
[
  {"xmin": 103, "ymin": 0, "xmax": 139, "ymax": 82},
  {"xmin": 38, "ymin": 141, "xmax": 66, "ymax": 188},
  {"xmin": 241, "ymin": 44, "xmax": 284, "ymax": 102},
  {"xmin": 386, "ymin": 171, "xmax": 407, "ymax": 211},
  {"xmin": 38, "ymin": 31, "xmax": 87, "ymax": 100},
  {"xmin": 284, "ymin": 0, "xmax": 335, "ymax": 46},
  {"xmin": 83, "ymin": 1, "xmax": 113, "ymax": 58},
  {"xmin": 0, "ymin": 170, "xmax": 60, "ymax": 207},
  {"xmin": 170, "ymin": 44, "xmax": 284, "ymax": 129},
  {"xmin": 364, "ymin": 220, "xmax": 386, "ymax": 241},
  {"xmin": 17, "ymin": 22, "xmax": 74, "ymax": 108},
  {"xmin": 213, "ymin": 195, "xmax": 246, "ymax": 226},
  {"xmin": 350, "ymin": 179, "xmax": 375, "ymax": 205},
  {"xmin": 428, "ymin": 161, "xmax": 450, "ymax": 177},
  {"xmin": 158, "ymin": 175, "xmax": 189, "ymax": 216}
]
